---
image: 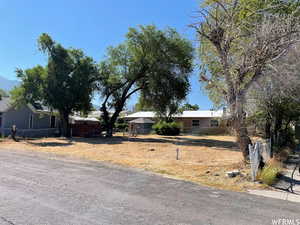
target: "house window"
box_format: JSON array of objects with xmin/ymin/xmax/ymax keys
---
[
  {"xmin": 210, "ymin": 120, "xmax": 219, "ymax": 127},
  {"xmin": 29, "ymin": 114, "xmax": 33, "ymax": 129},
  {"xmin": 192, "ymin": 120, "xmax": 200, "ymax": 127},
  {"xmin": 50, "ymin": 116, "xmax": 56, "ymax": 128}
]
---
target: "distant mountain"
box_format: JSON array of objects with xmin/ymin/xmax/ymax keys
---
[{"xmin": 0, "ymin": 76, "xmax": 20, "ymax": 92}]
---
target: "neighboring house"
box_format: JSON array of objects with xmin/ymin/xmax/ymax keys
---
[
  {"xmin": 128, "ymin": 118, "xmax": 155, "ymax": 134},
  {"xmin": 0, "ymin": 97, "xmax": 58, "ymax": 137},
  {"xmin": 69, "ymin": 116, "xmax": 101, "ymax": 137},
  {"xmin": 125, "ymin": 110, "xmax": 226, "ymax": 134}
]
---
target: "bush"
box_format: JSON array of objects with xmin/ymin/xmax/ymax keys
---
[
  {"xmin": 115, "ymin": 118, "xmax": 128, "ymax": 131},
  {"xmin": 115, "ymin": 123, "xmax": 128, "ymax": 131},
  {"xmin": 258, "ymin": 161, "xmax": 282, "ymax": 186},
  {"xmin": 153, "ymin": 121, "xmax": 180, "ymax": 135}
]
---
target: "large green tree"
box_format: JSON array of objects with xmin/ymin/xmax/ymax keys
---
[
  {"xmin": 133, "ymin": 95, "xmax": 154, "ymax": 112},
  {"xmin": 97, "ymin": 25, "xmax": 193, "ymax": 136},
  {"xmin": 179, "ymin": 103, "xmax": 200, "ymax": 112},
  {"xmin": 192, "ymin": 0, "xmax": 300, "ymax": 160},
  {"xmin": 12, "ymin": 34, "xmax": 98, "ymax": 137}
]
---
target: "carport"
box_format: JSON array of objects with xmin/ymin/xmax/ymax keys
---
[{"xmin": 128, "ymin": 118, "xmax": 155, "ymax": 135}]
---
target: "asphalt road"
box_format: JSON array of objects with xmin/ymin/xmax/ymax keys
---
[{"xmin": 0, "ymin": 149, "xmax": 299, "ymax": 225}]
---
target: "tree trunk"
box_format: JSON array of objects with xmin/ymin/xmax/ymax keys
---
[
  {"xmin": 235, "ymin": 119, "xmax": 252, "ymax": 161},
  {"xmin": 60, "ymin": 111, "xmax": 71, "ymax": 138},
  {"xmin": 101, "ymin": 106, "xmax": 122, "ymax": 138},
  {"xmin": 101, "ymin": 104, "xmax": 115, "ymax": 138},
  {"xmin": 231, "ymin": 94, "xmax": 252, "ymax": 161},
  {"xmin": 106, "ymin": 123, "xmax": 113, "ymax": 138},
  {"xmin": 265, "ymin": 116, "xmax": 272, "ymax": 139},
  {"xmin": 274, "ymin": 114, "xmax": 283, "ymax": 147},
  {"xmin": 106, "ymin": 108, "xmax": 123, "ymax": 137},
  {"xmin": 101, "ymin": 98, "xmax": 126, "ymax": 138}
]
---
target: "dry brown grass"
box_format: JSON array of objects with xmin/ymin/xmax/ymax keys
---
[{"xmin": 0, "ymin": 134, "xmax": 264, "ymax": 191}]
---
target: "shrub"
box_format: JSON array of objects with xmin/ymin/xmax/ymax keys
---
[
  {"xmin": 153, "ymin": 121, "xmax": 180, "ymax": 135},
  {"xmin": 115, "ymin": 123, "xmax": 128, "ymax": 131},
  {"xmin": 115, "ymin": 118, "xmax": 128, "ymax": 131},
  {"xmin": 258, "ymin": 160, "xmax": 282, "ymax": 186}
]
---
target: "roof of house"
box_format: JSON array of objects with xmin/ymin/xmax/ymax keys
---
[
  {"xmin": 0, "ymin": 97, "xmax": 52, "ymax": 113},
  {"xmin": 125, "ymin": 110, "xmax": 224, "ymax": 119},
  {"xmin": 129, "ymin": 118, "xmax": 155, "ymax": 124},
  {"xmin": 0, "ymin": 97, "xmax": 11, "ymax": 112},
  {"xmin": 87, "ymin": 110, "xmax": 129, "ymax": 118},
  {"xmin": 69, "ymin": 116, "xmax": 100, "ymax": 123}
]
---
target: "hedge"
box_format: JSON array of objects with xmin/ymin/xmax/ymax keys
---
[{"xmin": 152, "ymin": 121, "xmax": 180, "ymax": 135}]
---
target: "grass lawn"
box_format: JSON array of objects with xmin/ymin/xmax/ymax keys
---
[{"xmin": 0, "ymin": 134, "xmax": 264, "ymax": 191}]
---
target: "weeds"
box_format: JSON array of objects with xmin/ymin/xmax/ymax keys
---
[{"xmin": 258, "ymin": 160, "xmax": 282, "ymax": 186}]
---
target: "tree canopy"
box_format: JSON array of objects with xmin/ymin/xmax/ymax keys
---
[
  {"xmin": 192, "ymin": 0, "xmax": 300, "ymax": 160},
  {"xmin": 12, "ymin": 33, "xmax": 98, "ymax": 137},
  {"xmin": 198, "ymin": 0, "xmax": 300, "ymax": 108},
  {"xmin": 247, "ymin": 44, "xmax": 300, "ymax": 148},
  {"xmin": 97, "ymin": 25, "xmax": 193, "ymax": 136},
  {"xmin": 179, "ymin": 103, "xmax": 200, "ymax": 112}
]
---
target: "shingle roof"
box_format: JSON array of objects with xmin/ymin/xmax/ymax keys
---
[
  {"xmin": 0, "ymin": 97, "xmax": 52, "ymax": 113},
  {"xmin": 125, "ymin": 110, "xmax": 224, "ymax": 119},
  {"xmin": 0, "ymin": 97, "xmax": 11, "ymax": 112}
]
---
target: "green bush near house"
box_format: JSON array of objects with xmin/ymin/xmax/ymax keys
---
[
  {"xmin": 115, "ymin": 123, "xmax": 128, "ymax": 131},
  {"xmin": 115, "ymin": 118, "xmax": 128, "ymax": 131},
  {"xmin": 153, "ymin": 121, "xmax": 181, "ymax": 136}
]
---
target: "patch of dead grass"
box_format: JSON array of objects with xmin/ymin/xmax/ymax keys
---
[{"xmin": 0, "ymin": 134, "xmax": 264, "ymax": 191}]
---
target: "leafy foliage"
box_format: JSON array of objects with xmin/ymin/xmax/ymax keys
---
[
  {"xmin": 37, "ymin": 34, "xmax": 98, "ymax": 115},
  {"xmin": 12, "ymin": 33, "xmax": 98, "ymax": 137},
  {"xmin": 258, "ymin": 163, "xmax": 282, "ymax": 186},
  {"xmin": 114, "ymin": 118, "xmax": 128, "ymax": 131},
  {"xmin": 192, "ymin": 0, "xmax": 300, "ymax": 160},
  {"xmin": 198, "ymin": 0, "xmax": 300, "ymax": 108},
  {"xmin": 134, "ymin": 95, "xmax": 154, "ymax": 112},
  {"xmin": 179, "ymin": 103, "xmax": 200, "ymax": 112},
  {"xmin": 97, "ymin": 25, "xmax": 193, "ymax": 136},
  {"xmin": 247, "ymin": 45, "xmax": 300, "ymax": 148},
  {"xmin": 13, "ymin": 66, "xmax": 46, "ymax": 106},
  {"xmin": 153, "ymin": 121, "xmax": 181, "ymax": 136}
]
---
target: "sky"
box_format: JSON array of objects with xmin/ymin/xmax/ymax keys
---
[{"xmin": 0, "ymin": 0, "xmax": 213, "ymax": 109}]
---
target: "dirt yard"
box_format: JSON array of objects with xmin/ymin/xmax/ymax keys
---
[{"xmin": 0, "ymin": 134, "xmax": 264, "ymax": 191}]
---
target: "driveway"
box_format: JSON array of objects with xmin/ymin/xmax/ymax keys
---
[{"xmin": 0, "ymin": 149, "xmax": 299, "ymax": 225}]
